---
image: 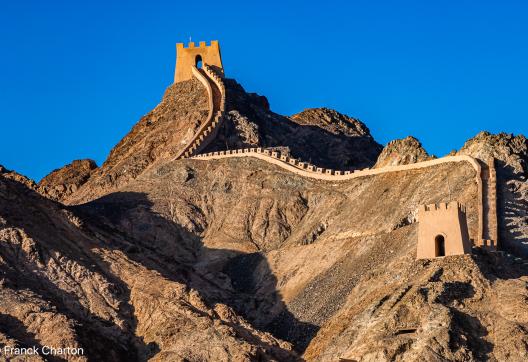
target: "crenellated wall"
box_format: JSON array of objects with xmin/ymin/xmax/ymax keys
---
[
  {"xmin": 416, "ymin": 201, "xmax": 472, "ymax": 258},
  {"xmin": 189, "ymin": 148, "xmax": 499, "ymax": 249},
  {"xmin": 192, "ymin": 148, "xmax": 480, "ymax": 181},
  {"xmin": 174, "ymin": 64, "xmax": 226, "ymax": 160}
]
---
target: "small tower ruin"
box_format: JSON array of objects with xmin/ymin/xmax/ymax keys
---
[
  {"xmin": 416, "ymin": 201, "xmax": 472, "ymax": 259},
  {"xmin": 174, "ymin": 40, "xmax": 224, "ymax": 83}
]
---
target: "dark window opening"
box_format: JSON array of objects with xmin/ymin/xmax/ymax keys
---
[
  {"xmin": 395, "ymin": 328, "xmax": 417, "ymax": 335},
  {"xmin": 195, "ymin": 55, "xmax": 203, "ymax": 68},
  {"xmin": 435, "ymin": 235, "xmax": 446, "ymax": 257}
]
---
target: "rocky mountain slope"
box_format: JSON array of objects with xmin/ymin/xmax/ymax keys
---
[
  {"xmin": 458, "ymin": 132, "xmax": 528, "ymax": 256},
  {"xmin": 38, "ymin": 159, "xmax": 98, "ymax": 201},
  {"xmin": 374, "ymin": 136, "xmax": 433, "ymax": 168},
  {"xmin": 1, "ymin": 74, "xmax": 528, "ymax": 361},
  {"xmin": 46, "ymin": 78, "xmax": 381, "ymax": 205}
]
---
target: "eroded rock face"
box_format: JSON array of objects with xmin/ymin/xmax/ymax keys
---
[
  {"xmin": 290, "ymin": 107, "xmax": 372, "ymax": 137},
  {"xmin": 207, "ymin": 82, "xmax": 383, "ymax": 172},
  {"xmin": 38, "ymin": 159, "xmax": 98, "ymax": 202},
  {"xmin": 374, "ymin": 136, "xmax": 432, "ymax": 168},
  {"xmin": 0, "ymin": 174, "xmax": 298, "ymax": 361}
]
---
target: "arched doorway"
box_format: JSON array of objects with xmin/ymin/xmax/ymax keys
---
[
  {"xmin": 195, "ymin": 54, "xmax": 203, "ymax": 68},
  {"xmin": 435, "ymin": 235, "xmax": 446, "ymax": 257}
]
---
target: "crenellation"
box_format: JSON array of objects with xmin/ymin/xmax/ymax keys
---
[{"xmin": 417, "ymin": 200, "xmax": 471, "ymax": 259}]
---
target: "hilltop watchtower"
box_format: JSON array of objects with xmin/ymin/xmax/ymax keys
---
[
  {"xmin": 417, "ymin": 201, "xmax": 472, "ymax": 259},
  {"xmin": 174, "ymin": 40, "xmax": 224, "ymax": 83}
]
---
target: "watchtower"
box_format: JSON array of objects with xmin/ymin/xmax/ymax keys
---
[
  {"xmin": 174, "ymin": 40, "xmax": 224, "ymax": 83},
  {"xmin": 416, "ymin": 201, "xmax": 472, "ymax": 259}
]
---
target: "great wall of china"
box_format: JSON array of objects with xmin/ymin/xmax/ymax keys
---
[{"xmin": 173, "ymin": 59, "xmax": 498, "ymax": 251}]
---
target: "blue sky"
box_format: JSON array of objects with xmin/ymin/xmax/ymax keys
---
[{"xmin": 1, "ymin": 1, "xmax": 527, "ymax": 181}]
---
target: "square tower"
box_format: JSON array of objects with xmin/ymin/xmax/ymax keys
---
[
  {"xmin": 174, "ymin": 40, "xmax": 224, "ymax": 83},
  {"xmin": 416, "ymin": 201, "xmax": 472, "ymax": 259}
]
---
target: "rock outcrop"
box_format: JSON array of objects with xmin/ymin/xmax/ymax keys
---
[
  {"xmin": 374, "ymin": 136, "xmax": 432, "ymax": 168},
  {"xmin": 458, "ymin": 131, "xmax": 528, "ymax": 256},
  {"xmin": 38, "ymin": 159, "xmax": 98, "ymax": 202}
]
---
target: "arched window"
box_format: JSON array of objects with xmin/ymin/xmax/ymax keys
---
[
  {"xmin": 195, "ymin": 55, "xmax": 203, "ymax": 68},
  {"xmin": 435, "ymin": 235, "xmax": 446, "ymax": 257}
]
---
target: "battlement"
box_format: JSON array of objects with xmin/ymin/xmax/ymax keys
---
[
  {"xmin": 421, "ymin": 201, "xmax": 466, "ymax": 214},
  {"xmin": 176, "ymin": 40, "xmax": 220, "ymax": 50},
  {"xmin": 417, "ymin": 200, "xmax": 471, "ymax": 259},
  {"xmin": 174, "ymin": 40, "xmax": 224, "ymax": 83}
]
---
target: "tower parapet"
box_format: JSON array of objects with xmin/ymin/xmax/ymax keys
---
[
  {"xmin": 417, "ymin": 201, "xmax": 472, "ymax": 259},
  {"xmin": 174, "ymin": 40, "xmax": 224, "ymax": 83}
]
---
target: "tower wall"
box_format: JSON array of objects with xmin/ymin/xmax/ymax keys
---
[
  {"xmin": 417, "ymin": 201, "xmax": 472, "ymax": 259},
  {"xmin": 174, "ymin": 41, "xmax": 224, "ymax": 83}
]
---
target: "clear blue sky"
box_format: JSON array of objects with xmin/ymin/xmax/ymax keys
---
[{"xmin": 1, "ymin": 1, "xmax": 527, "ymax": 181}]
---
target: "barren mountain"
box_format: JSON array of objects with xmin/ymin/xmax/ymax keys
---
[
  {"xmin": 1, "ymin": 73, "xmax": 528, "ymax": 361},
  {"xmin": 38, "ymin": 159, "xmax": 98, "ymax": 201},
  {"xmin": 374, "ymin": 136, "xmax": 433, "ymax": 168}
]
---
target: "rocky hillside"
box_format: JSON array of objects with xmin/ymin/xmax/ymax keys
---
[
  {"xmin": 59, "ymin": 78, "xmax": 382, "ymax": 205},
  {"xmin": 458, "ymin": 131, "xmax": 528, "ymax": 256},
  {"xmin": 374, "ymin": 136, "xmax": 432, "ymax": 168},
  {"xmin": 1, "ymin": 74, "xmax": 528, "ymax": 361},
  {"xmin": 38, "ymin": 159, "xmax": 98, "ymax": 201},
  {"xmin": 0, "ymin": 172, "xmax": 297, "ymax": 361}
]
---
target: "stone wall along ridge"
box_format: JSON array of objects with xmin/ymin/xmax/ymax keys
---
[{"xmin": 174, "ymin": 64, "xmax": 226, "ymax": 160}]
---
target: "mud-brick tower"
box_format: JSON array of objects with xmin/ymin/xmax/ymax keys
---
[
  {"xmin": 416, "ymin": 201, "xmax": 472, "ymax": 259},
  {"xmin": 174, "ymin": 40, "xmax": 224, "ymax": 83}
]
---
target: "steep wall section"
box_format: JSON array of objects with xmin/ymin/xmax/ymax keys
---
[
  {"xmin": 65, "ymin": 78, "xmax": 210, "ymax": 205},
  {"xmin": 458, "ymin": 131, "xmax": 528, "ymax": 255},
  {"xmin": 174, "ymin": 64, "xmax": 226, "ymax": 160}
]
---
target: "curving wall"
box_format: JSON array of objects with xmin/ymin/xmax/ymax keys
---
[
  {"xmin": 174, "ymin": 64, "xmax": 226, "ymax": 160},
  {"xmin": 191, "ymin": 148, "xmax": 497, "ymax": 247},
  {"xmin": 172, "ymin": 70, "xmax": 497, "ymax": 250}
]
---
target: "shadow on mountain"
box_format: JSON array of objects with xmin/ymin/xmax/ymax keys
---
[
  {"xmin": 75, "ymin": 191, "xmax": 319, "ymax": 354},
  {"xmin": 202, "ymin": 78, "xmax": 382, "ymax": 171},
  {"xmin": 496, "ymin": 160, "xmax": 528, "ymax": 258},
  {"xmin": 0, "ymin": 178, "xmax": 158, "ymax": 361},
  {"xmin": 0, "ymin": 313, "xmax": 65, "ymax": 362}
]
